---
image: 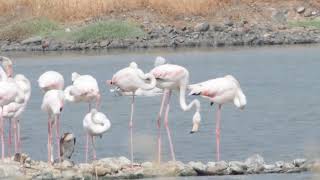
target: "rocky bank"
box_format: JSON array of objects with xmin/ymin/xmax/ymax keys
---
[{"xmin": 1, "ymin": 153, "xmax": 320, "ymax": 179}]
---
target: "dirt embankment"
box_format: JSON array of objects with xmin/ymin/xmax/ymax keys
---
[{"xmin": 0, "ymin": 0, "xmax": 320, "ymax": 51}]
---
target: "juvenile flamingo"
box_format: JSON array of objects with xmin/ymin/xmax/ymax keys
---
[
  {"xmin": 149, "ymin": 57, "xmax": 201, "ymax": 163},
  {"xmin": 60, "ymin": 133, "xmax": 76, "ymax": 161},
  {"xmin": 41, "ymin": 89, "xmax": 64, "ymax": 164},
  {"xmin": 188, "ymin": 75, "xmax": 247, "ymax": 161},
  {"xmin": 64, "ymin": 72, "xmax": 101, "ymax": 162},
  {"xmin": 107, "ymin": 62, "xmax": 156, "ymax": 167},
  {"xmin": 83, "ymin": 109, "xmax": 111, "ymax": 161},
  {"xmin": 38, "ymin": 71, "xmax": 64, "ymax": 92}
]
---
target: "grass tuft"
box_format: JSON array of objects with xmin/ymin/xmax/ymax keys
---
[{"xmin": 288, "ymin": 19, "xmax": 320, "ymax": 29}]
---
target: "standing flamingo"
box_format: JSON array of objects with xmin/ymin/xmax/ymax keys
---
[
  {"xmin": 2, "ymin": 74, "xmax": 31, "ymax": 155},
  {"xmin": 41, "ymin": 89, "xmax": 64, "ymax": 164},
  {"xmin": 149, "ymin": 56, "xmax": 201, "ymax": 163},
  {"xmin": 64, "ymin": 72, "xmax": 101, "ymax": 162},
  {"xmin": 83, "ymin": 109, "xmax": 111, "ymax": 161},
  {"xmin": 188, "ymin": 75, "xmax": 247, "ymax": 161},
  {"xmin": 38, "ymin": 71, "xmax": 64, "ymax": 92},
  {"xmin": 107, "ymin": 62, "xmax": 156, "ymax": 167}
]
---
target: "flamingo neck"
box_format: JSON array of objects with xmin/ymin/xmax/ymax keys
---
[
  {"xmin": 134, "ymin": 68, "xmax": 156, "ymax": 90},
  {"xmin": 64, "ymin": 86, "xmax": 75, "ymax": 102},
  {"xmin": 178, "ymin": 78, "xmax": 201, "ymax": 113},
  {"xmin": 0, "ymin": 67, "xmax": 8, "ymax": 81}
]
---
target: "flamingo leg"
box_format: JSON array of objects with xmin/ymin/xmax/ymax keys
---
[
  {"xmin": 8, "ymin": 119, "xmax": 12, "ymax": 157},
  {"xmin": 13, "ymin": 119, "xmax": 18, "ymax": 154},
  {"xmin": 164, "ymin": 90, "xmax": 176, "ymax": 161},
  {"xmin": 215, "ymin": 104, "xmax": 222, "ymax": 161},
  {"xmin": 55, "ymin": 115, "xmax": 61, "ymax": 163},
  {"xmin": 48, "ymin": 117, "xmax": 52, "ymax": 164},
  {"xmin": 91, "ymin": 135, "xmax": 96, "ymax": 160},
  {"xmin": 156, "ymin": 89, "xmax": 169, "ymax": 164},
  {"xmin": 0, "ymin": 108, "xmax": 4, "ymax": 160},
  {"xmin": 85, "ymin": 132, "xmax": 89, "ymax": 163},
  {"xmin": 17, "ymin": 119, "xmax": 21, "ymax": 153},
  {"xmin": 88, "ymin": 103, "xmax": 92, "ymax": 112},
  {"xmin": 95, "ymin": 93, "xmax": 101, "ymax": 110},
  {"xmin": 129, "ymin": 93, "xmax": 135, "ymax": 168}
]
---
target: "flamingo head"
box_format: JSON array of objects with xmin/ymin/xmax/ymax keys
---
[
  {"xmin": 71, "ymin": 72, "xmax": 80, "ymax": 82},
  {"xmin": 0, "ymin": 56, "xmax": 13, "ymax": 77},
  {"xmin": 190, "ymin": 111, "xmax": 201, "ymax": 134},
  {"xmin": 154, "ymin": 56, "xmax": 167, "ymax": 67},
  {"xmin": 129, "ymin": 62, "xmax": 138, "ymax": 69}
]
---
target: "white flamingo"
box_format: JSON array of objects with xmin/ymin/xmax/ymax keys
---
[
  {"xmin": 107, "ymin": 62, "xmax": 156, "ymax": 167},
  {"xmin": 64, "ymin": 72, "xmax": 101, "ymax": 162},
  {"xmin": 0, "ymin": 56, "xmax": 13, "ymax": 78},
  {"xmin": 149, "ymin": 56, "xmax": 201, "ymax": 163},
  {"xmin": 188, "ymin": 75, "xmax": 247, "ymax": 161},
  {"xmin": 38, "ymin": 71, "xmax": 64, "ymax": 92},
  {"xmin": 83, "ymin": 109, "xmax": 111, "ymax": 161},
  {"xmin": 41, "ymin": 89, "xmax": 64, "ymax": 164},
  {"xmin": 2, "ymin": 74, "xmax": 31, "ymax": 155}
]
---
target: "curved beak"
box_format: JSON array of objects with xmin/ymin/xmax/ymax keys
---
[
  {"xmin": 190, "ymin": 122, "xmax": 199, "ymax": 134},
  {"xmin": 6, "ymin": 64, "xmax": 13, "ymax": 77},
  {"xmin": 106, "ymin": 80, "xmax": 112, "ymax": 85}
]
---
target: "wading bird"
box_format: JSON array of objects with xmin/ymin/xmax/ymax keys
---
[
  {"xmin": 60, "ymin": 132, "xmax": 76, "ymax": 161},
  {"xmin": 38, "ymin": 71, "xmax": 64, "ymax": 92},
  {"xmin": 149, "ymin": 56, "xmax": 201, "ymax": 163},
  {"xmin": 83, "ymin": 109, "xmax": 111, "ymax": 161},
  {"xmin": 188, "ymin": 75, "xmax": 246, "ymax": 161},
  {"xmin": 41, "ymin": 89, "xmax": 64, "ymax": 164},
  {"xmin": 107, "ymin": 62, "xmax": 156, "ymax": 167}
]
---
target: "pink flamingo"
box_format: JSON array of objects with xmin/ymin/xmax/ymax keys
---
[
  {"xmin": 41, "ymin": 89, "xmax": 64, "ymax": 164},
  {"xmin": 0, "ymin": 56, "xmax": 13, "ymax": 78},
  {"xmin": 2, "ymin": 74, "xmax": 31, "ymax": 155},
  {"xmin": 64, "ymin": 72, "xmax": 101, "ymax": 163},
  {"xmin": 38, "ymin": 71, "xmax": 64, "ymax": 92},
  {"xmin": 149, "ymin": 57, "xmax": 201, "ymax": 163},
  {"xmin": 83, "ymin": 109, "xmax": 111, "ymax": 161},
  {"xmin": 107, "ymin": 62, "xmax": 156, "ymax": 167},
  {"xmin": 188, "ymin": 75, "xmax": 247, "ymax": 161}
]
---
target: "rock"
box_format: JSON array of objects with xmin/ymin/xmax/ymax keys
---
[
  {"xmin": 245, "ymin": 154, "xmax": 265, "ymax": 173},
  {"xmin": 293, "ymin": 158, "xmax": 306, "ymax": 167},
  {"xmin": 304, "ymin": 9, "xmax": 313, "ymax": 17},
  {"xmin": 0, "ymin": 163, "xmax": 22, "ymax": 178},
  {"xmin": 228, "ymin": 161, "xmax": 247, "ymax": 174},
  {"xmin": 263, "ymin": 164, "xmax": 281, "ymax": 173},
  {"xmin": 275, "ymin": 161, "xmax": 285, "ymax": 168},
  {"xmin": 21, "ymin": 36, "xmax": 42, "ymax": 45},
  {"xmin": 296, "ymin": 6, "xmax": 305, "ymax": 13},
  {"xmin": 188, "ymin": 161, "xmax": 206, "ymax": 174},
  {"xmin": 224, "ymin": 19, "xmax": 234, "ymax": 27},
  {"xmin": 194, "ymin": 22, "xmax": 210, "ymax": 32},
  {"xmin": 58, "ymin": 160, "xmax": 74, "ymax": 169},
  {"xmin": 33, "ymin": 171, "xmax": 54, "ymax": 180},
  {"xmin": 272, "ymin": 9, "xmax": 288, "ymax": 24},
  {"xmin": 205, "ymin": 161, "xmax": 228, "ymax": 175},
  {"xmin": 92, "ymin": 165, "xmax": 112, "ymax": 176},
  {"xmin": 100, "ymin": 40, "xmax": 111, "ymax": 47},
  {"xmin": 311, "ymin": 11, "xmax": 318, "ymax": 16},
  {"xmin": 141, "ymin": 162, "xmax": 153, "ymax": 168}
]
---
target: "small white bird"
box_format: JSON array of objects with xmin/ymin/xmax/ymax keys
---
[
  {"xmin": 83, "ymin": 109, "xmax": 111, "ymax": 161},
  {"xmin": 41, "ymin": 89, "xmax": 64, "ymax": 164},
  {"xmin": 38, "ymin": 71, "xmax": 64, "ymax": 92}
]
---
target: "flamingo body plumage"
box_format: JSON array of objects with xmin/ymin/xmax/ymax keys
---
[{"xmin": 38, "ymin": 71, "xmax": 64, "ymax": 92}]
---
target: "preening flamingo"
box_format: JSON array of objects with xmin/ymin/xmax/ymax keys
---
[
  {"xmin": 64, "ymin": 72, "xmax": 101, "ymax": 162},
  {"xmin": 149, "ymin": 56, "xmax": 201, "ymax": 163},
  {"xmin": 41, "ymin": 89, "xmax": 64, "ymax": 164},
  {"xmin": 107, "ymin": 62, "xmax": 156, "ymax": 167},
  {"xmin": 2, "ymin": 74, "xmax": 31, "ymax": 155},
  {"xmin": 188, "ymin": 75, "xmax": 247, "ymax": 161},
  {"xmin": 38, "ymin": 71, "xmax": 64, "ymax": 92},
  {"xmin": 83, "ymin": 109, "xmax": 111, "ymax": 161}
]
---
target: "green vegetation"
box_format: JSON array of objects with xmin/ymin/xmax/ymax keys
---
[
  {"xmin": 53, "ymin": 21, "xmax": 145, "ymax": 42},
  {"xmin": 0, "ymin": 18, "xmax": 59, "ymax": 41},
  {"xmin": 288, "ymin": 19, "xmax": 320, "ymax": 29}
]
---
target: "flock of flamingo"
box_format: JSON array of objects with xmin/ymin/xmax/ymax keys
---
[{"xmin": 0, "ymin": 56, "xmax": 246, "ymax": 167}]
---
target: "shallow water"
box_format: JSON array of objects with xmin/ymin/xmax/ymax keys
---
[{"xmin": 2, "ymin": 45, "xmax": 320, "ymax": 179}]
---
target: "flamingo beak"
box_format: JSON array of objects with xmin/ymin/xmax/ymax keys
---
[
  {"xmin": 106, "ymin": 80, "xmax": 112, "ymax": 85},
  {"xmin": 190, "ymin": 122, "xmax": 199, "ymax": 134},
  {"xmin": 7, "ymin": 65, "xmax": 13, "ymax": 77}
]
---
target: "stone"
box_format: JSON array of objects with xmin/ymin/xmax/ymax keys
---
[
  {"xmin": 32, "ymin": 171, "xmax": 54, "ymax": 180},
  {"xmin": 263, "ymin": 164, "xmax": 281, "ymax": 173},
  {"xmin": 188, "ymin": 161, "xmax": 206, "ymax": 174},
  {"xmin": 21, "ymin": 36, "xmax": 42, "ymax": 45},
  {"xmin": 296, "ymin": 6, "xmax": 305, "ymax": 13},
  {"xmin": 194, "ymin": 22, "xmax": 210, "ymax": 32},
  {"xmin": 228, "ymin": 161, "xmax": 247, "ymax": 174},
  {"xmin": 92, "ymin": 165, "xmax": 112, "ymax": 176},
  {"xmin": 272, "ymin": 9, "xmax": 288, "ymax": 24},
  {"xmin": 245, "ymin": 154, "xmax": 265, "ymax": 173},
  {"xmin": 304, "ymin": 9, "xmax": 313, "ymax": 17},
  {"xmin": 224, "ymin": 19, "xmax": 234, "ymax": 27},
  {"xmin": 141, "ymin": 161, "xmax": 153, "ymax": 168},
  {"xmin": 205, "ymin": 161, "xmax": 228, "ymax": 175},
  {"xmin": 100, "ymin": 40, "xmax": 111, "ymax": 47},
  {"xmin": 293, "ymin": 158, "xmax": 306, "ymax": 167},
  {"xmin": 311, "ymin": 11, "xmax": 318, "ymax": 16}
]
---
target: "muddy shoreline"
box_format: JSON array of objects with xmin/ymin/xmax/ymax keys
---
[{"xmin": 1, "ymin": 22, "xmax": 319, "ymax": 52}]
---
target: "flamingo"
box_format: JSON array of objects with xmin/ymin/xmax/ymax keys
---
[
  {"xmin": 107, "ymin": 62, "xmax": 156, "ymax": 167},
  {"xmin": 64, "ymin": 72, "xmax": 101, "ymax": 162},
  {"xmin": 38, "ymin": 71, "xmax": 64, "ymax": 92},
  {"xmin": 149, "ymin": 56, "xmax": 201, "ymax": 163},
  {"xmin": 60, "ymin": 132, "xmax": 76, "ymax": 161},
  {"xmin": 188, "ymin": 75, "xmax": 247, "ymax": 161},
  {"xmin": 110, "ymin": 86, "xmax": 163, "ymax": 97},
  {"xmin": 0, "ymin": 56, "xmax": 13, "ymax": 78},
  {"xmin": 83, "ymin": 109, "xmax": 111, "ymax": 161},
  {"xmin": 41, "ymin": 89, "xmax": 64, "ymax": 164},
  {"xmin": 2, "ymin": 74, "xmax": 31, "ymax": 155}
]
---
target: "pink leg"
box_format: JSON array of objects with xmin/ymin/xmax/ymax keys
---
[
  {"xmin": 88, "ymin": 103, "xmax": 92, "ymax": 113},
  {"xmin": 0, "ymin": 108, "xmax": 4, "ymax": 160},
  {"xmin": 13, "ymin": 119, "xmax": 18, "ymax": 154},
  {"xmin": 48, "ymin": 118, "xmax": 52, "ymax": 164},
  {"xmin": 215, "ymin": 104, "xmax": 222, "ymax": 161},
  {"xmin": 91, "ymin": 135, "xmax": 96, "ymax": 160},
  {"xmin": 55, "ymin": 115, "xmax": 61, "ymax": 163},
  {"xmin": 7, "ymin": 119, "xmax": 12, "ymax": 157},
  {"xmin": 95, "ymin": 93, "xmax": 101, "ymax": 110},
  {"xmin": 17, "ymin": 120, "xmax": 21, "ymax": 153},
  {"xmin": 156, "ymin": 89, "xmax": 169, "ymax": 164},
  {"xmin": 164, "ymin": 90, "xmax": 176, "ymax": 161},
  {"xmin": 129, "ymin": 94, "xmax": 135, "ymax": 168},
  {"xmin": 85, "ymin": 132, "xmax": 89, "ymax": 163}
]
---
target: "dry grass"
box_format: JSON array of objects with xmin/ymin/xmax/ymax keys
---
[{"xmin": 0, "ymin": 0, "xmax": 232, "ymax": 22}]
